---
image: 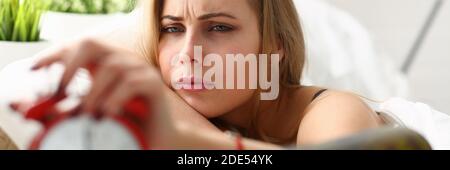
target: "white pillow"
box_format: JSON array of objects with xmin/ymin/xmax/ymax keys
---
[{"xmin": 295, "ymin": 0, "xmax": 409, "ymax": 100}]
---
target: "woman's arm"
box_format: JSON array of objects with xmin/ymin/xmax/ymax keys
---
[
  {"xmin": 171, "ymin": 122, "xmax": 283, "ymax": 150},
  {"xmin": 163, "ymin": 86, "xmax": 221, "ymax": 132},
  {"xmin": 153, "ymin": 87, "xmax": 283, "ymax": 150},
  {"xmin": 31, "ymin": 38, "xmax": 236, "ymax": 150},
  {"xmin": 168, "ymin": 90, "xmax": 380, "ymax": 150},
  {"xmin": 162, "ymin": 88, "xmax": 281, "ymax": 150}
]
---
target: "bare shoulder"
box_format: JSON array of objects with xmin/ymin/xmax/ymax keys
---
[{"xmin": 296, "ymin": 89, "xmax": 381, "ymax": 146}]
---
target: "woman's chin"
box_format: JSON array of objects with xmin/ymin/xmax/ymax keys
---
[{"xmin": 177, "ymin": 92, "xmax": 224, "ymax": 118}]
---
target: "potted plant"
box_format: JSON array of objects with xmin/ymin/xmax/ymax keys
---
[
  {"xmin": 40, "ymin": 0, "xmax": 138, "ymax": 42},
  {"xmin": 0, "ymin": 0, "xmax": 51, "ymax": 70}
]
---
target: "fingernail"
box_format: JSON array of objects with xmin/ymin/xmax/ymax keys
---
[
  {"xmin": 94, "ymin": 108, "xmax": 104, "ymax": 121},
  {"xmin": 9, "ymin": 103, "xmax": 20, "ymax": 112},
  {"xmin": 31, "ymin": 65, "xmax": 39, "ymax": 71},
  {"xmin": 94, "ymin": 113, "xmax": 103, "ymax": 121}
]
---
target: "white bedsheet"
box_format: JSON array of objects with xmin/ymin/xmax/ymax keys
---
[{"xmin": 376, "ymin": 98, "xmax": 450, "ymax": 150}]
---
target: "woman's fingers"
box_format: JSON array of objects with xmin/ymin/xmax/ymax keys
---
[
  {"xmin": 31, "ymin": 55, "xmax": 61, "ymax": 70},
  {"xmin": 83, "ymin": 55, "xmax": 130, "ymax": 113},
  {"xmin": 32, "ymin": 39, "xmax": 113, "ymax": 91},
  {"xmin": 58, "ymin": 40, "xmax": 108, "ymax": 90},
  {"xmin": 29, "ymin": 38, "xmax": 161, "ymax": 122},
  {"xmin": 31, "ymin": 46, "xmax": 71, "ymax": 70},
  {"xmin": 101, "ymin": 72, "xmax": 145, "ymax": 116},
  {"xmin": 100, "ymin": 69, "xmax": 162, "ymax": 117}
]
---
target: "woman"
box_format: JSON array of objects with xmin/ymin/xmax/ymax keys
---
[{"xmin": 32, "ymin": 0, "xmax": 384, "ymax": 149}]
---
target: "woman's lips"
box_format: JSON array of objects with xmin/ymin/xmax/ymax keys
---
[{"xmin": 174, "ymin": 77, "xmax": 215, "ymax": 92}]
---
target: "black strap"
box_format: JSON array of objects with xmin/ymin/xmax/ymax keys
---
[{"xmin": 312, "ymin": 89, "xmax": 327, "ymax": 102}]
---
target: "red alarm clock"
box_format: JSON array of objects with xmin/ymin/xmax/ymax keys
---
[{"xmin": 10, "ymin": 89, "xmax": 151, "ymax": 150}]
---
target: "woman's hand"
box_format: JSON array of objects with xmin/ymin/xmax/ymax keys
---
[{"xmin": 32, "ymin": 38, "xmax": 178, "ymax": 149}]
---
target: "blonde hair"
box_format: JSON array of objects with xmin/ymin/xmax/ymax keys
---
[{"xmin": 140, "ymin": 0, "xmax": 306, "ymax": 144}]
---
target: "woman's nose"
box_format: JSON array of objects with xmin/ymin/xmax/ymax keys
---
[{"xmin": 178, "ymin": 32, "xmax": 203, "ymax": 65}]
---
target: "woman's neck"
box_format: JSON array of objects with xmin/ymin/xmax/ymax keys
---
[
  {"xmin": 216, "ymin": 86, "xmax": 312, "ymax": 144},
  {"xmin": 218, "ymin": 94, "xmax": 260, "ymax": 131},
  {"xmin": 217, "ymin": 89, "xmax": 285, "ymax": 136}
]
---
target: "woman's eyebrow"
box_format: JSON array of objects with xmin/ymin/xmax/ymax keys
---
[
  {"xmin": 161, "ymin": 15, "xmax": 183, "ymax": 21},
  {"xmin": 161, "ymin": 12, "xmax": 236, "ymax": 21},
  {"xmin": 198, "ymin": 12, "xmax": 237, "ymax": 20}
]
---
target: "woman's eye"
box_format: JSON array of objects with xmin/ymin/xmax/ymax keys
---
[
  {"xmin": 209, "ymin": 24, "xmax": 233, "ymax": 32},
  {"xmin": 162, "ymin": 26, "xmax": 185, "ymax": 33}
]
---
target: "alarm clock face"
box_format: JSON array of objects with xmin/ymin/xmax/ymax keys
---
[{"xmin": 39, "ymin": 115, "xmax": 140, "ymax": 150}]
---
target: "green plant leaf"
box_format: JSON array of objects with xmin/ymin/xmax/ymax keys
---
[
  {"xmin": 1, "ymin": 0, "xmax": 46, "ymax": 42},
  {"xmin": 49, "ymin": 0, "xmax": 137, "ymax": 14}
]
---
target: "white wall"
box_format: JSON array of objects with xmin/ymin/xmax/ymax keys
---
[{"xmin": 326, "ymin": 0, "xmax": 450, "ymax": 113}]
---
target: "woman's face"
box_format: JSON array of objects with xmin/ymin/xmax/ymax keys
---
[{"xmin": 158, "ymin": 0, "xmax": 261, "ymax": 118}]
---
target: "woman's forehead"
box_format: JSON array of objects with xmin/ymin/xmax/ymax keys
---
[{"xmin": 162, "ymin": 0, "xmax": 250, "ymax": 19}]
